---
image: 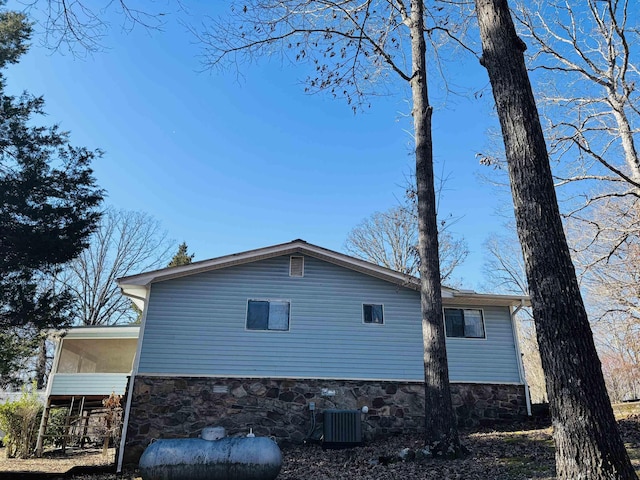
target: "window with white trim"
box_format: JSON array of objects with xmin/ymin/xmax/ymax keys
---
[
  {"xmin": 444, "ymin": 308, "xmax": 485, "ymax": 338},
  {"xmin": 363, "ymin": 304, "xmax": 384, "ymax": 324},
  {"xmin": 246, "ymin": 300, "xmax": 290, "ymax": 331}
]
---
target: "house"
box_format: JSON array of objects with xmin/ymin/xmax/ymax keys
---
[
  {"xmin": 116, "ymin": 239, "xmax": 530, "ymax": 468},
  {"xmin": 35, "ymin": 325, "xmax": 139, "ymax": 455}
]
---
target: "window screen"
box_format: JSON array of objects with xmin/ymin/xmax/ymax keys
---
[
  {"xmin": 463, "ymin": 309, "xmax": 485, "ymax": 338},
  {"xmin": 444, "ymin": 308, "xmax": 485, "ymax": 338},
  {"xmin": 363, "ymin": 304, "xmax": 384, "ymax": 324},
  {"xmin": 247, "ymin": 300, "xmax": 290, "ymax": 331},
  {"xmin": 444, "ymin": 308, "xmax": 464, "ymax": 337}
]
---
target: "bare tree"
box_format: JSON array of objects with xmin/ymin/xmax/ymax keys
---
[
  {"xmin": 480, "ymin": 0, "xmax": 640, "ymax": 261},
  {"xmin": 597, "ymin": 321, "xmax": 640, "ymax": 403},
  {"xmin": 483, "ymin": 183, "xmax": 640, "ymax": 407},
  {"xmin": 516, "ymin": 0, "xmax": 640, "ymax": 410},
  {"xmin": 481, "ymin": 228, "xmax": 547, "ymax": 403},
  {"xmin": 475, "ymin": 0, "xmax": 637, "ymax": 477},
  {"xmin": 19, "ymin": 1, "xmax": 170, "ymax": 54},
  {"xmin": 482, "ymin": 0, "xmax": 640, "ymax": 411},
  {"xmin": 572, "ymin": 199, "xmax": 640, "ymax": 402},
  {"xmin": 515, "ymin": 0, "xmax": 640, "ymax": 196},
  {"xmin": 197, "ymin": 0, "xmax": 471, "ymax": 455},
  {"xmin": 482, "ymin": 227, "xmax": 527, "ymax": 295},
  {"xmin": 346, "ymin": 206, "xmax": 420, "ymax": 275},
  {"xmin": 574, "ymin": 199, "xmax": 640, "ymax": 324},
  {"xmin": 515, "ymin": 0, "xmax": 640, "ymax": 287},
  {"xmin": 60, "ymin": 208, "xmax": 174, "ymax": 326},
  {"xmin": 345, "ymin": 204, "xmax": 468, "ymax": 282}
]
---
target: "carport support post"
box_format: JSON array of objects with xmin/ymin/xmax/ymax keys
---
[
  {"xmin": 63, "ymin": 397, "xmax": 75, "ymax": 455},
  {"xmin": 35, "ymin": 397, "xmax": 51, "ymax": 457}
]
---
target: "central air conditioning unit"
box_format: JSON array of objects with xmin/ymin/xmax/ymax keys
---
[{"xmin": 322, "ymin": 409, "xmax": 362, "ymax": 448}]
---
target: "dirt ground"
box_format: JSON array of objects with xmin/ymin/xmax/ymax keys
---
[
  {"xmin": 1, "ymin": 414, "xmax": 638, "ymax": 480},
  {"xmin": 0, "ymin": 446, "xmax": 117, "ymax": 476}
]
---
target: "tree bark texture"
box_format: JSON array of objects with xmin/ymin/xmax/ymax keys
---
[
  {"xmin": 35, "ymin": 335, "xmax": 47, "ymax": 390},
  {"xmin": 410, "ymin": 0, "xmax": 462, "ymax": 456},
  {"xmin": 475, "ymin": 0, "xmax": 637, "ymax": 478}
]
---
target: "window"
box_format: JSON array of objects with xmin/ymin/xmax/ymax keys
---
[
  {"xmin": 363, "ymin": 304, "xmax": 384, "ymax": 324},
  {"xmin": 246, "ymin": 300, "xmax": 290, "ymax": 331},
  {"xmin": 444, "ymin": 308, "xmax": 485, "ymax": 338}
]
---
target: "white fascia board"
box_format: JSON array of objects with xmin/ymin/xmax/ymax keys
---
[
  {"xmin": 445, "ymin": 292, "xmax": 531, "ymax": 307},
  {"xmin": 62, "ymin": 325, "xmax": 140, "ymax": 339}
]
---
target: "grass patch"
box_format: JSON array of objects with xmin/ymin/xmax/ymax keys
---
[{"xmin": 500, "ymin": 455, "xmax": 553, "ymax": 477}]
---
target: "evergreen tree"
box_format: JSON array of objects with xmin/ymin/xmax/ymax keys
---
[
  {"xmin": 0, "ymin": 8, "xmax": 103, "ymax": 382},
  {"xmin": 168, "ymin": 242, "xmax": 194, "ymax": 267}
]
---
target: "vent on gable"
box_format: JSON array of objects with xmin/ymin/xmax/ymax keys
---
[{"xmin": 290, "ymin": 256, "xmax": 304, "ymax": 277}]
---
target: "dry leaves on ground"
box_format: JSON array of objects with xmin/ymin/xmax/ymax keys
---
[{"xmin": 4, "ymin": 415, "xmax": 640, "ymax": 480}]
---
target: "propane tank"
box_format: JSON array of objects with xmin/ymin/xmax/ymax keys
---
[{"xmin": 139, "ymin": 434, "xmax": 281, "ymax": 480}]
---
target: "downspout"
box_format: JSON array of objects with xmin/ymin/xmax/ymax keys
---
[
  {"xmin": 117, "ymin": 286, "xmax": 149, "ymax": 473},
  {"xmin": 511, "ymin": 299, "xmax": 532, "ymax": 416},
  {"xmin": 122, "ymin": 289, "xmax": 147, "ymax": 311}
]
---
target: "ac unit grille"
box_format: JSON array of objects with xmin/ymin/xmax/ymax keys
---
[{"xmin": 323, "ymin": 409, "xmax": 362, "ymax": 448}]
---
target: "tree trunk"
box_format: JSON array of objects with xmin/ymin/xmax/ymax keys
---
[
  {"xmin": 608, "ymin": 92, "xmax": 640, "ymax": 186},
  {"xmin": 474, "ymin": 0, "xmax": 637, "ymax": 478},
  {"xmin": 35, "ymin": 333, "xmax": 48, "ymax": 390},
  {"xmin": 409, "ymin": 0, "xmax": 463, "ymax": 456}
]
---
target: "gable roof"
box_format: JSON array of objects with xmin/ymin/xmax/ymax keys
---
[{"xmin": 117, "ymin": 239, "xmax": 528, "ymax": 309}]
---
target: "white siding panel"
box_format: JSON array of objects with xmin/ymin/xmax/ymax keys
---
[
  {"xmin": 138, "ymin": 256, "xmax": 521, "ymax": 383},
  {"xmin": 49, "ymin": 373, "xmax": 130, "ymax": 396}
]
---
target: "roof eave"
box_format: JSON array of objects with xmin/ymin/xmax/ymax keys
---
[
  {"xmin": 445, "ymin": 292, "xmax": 531, "ymax": 307},
  {"xmin": 116, "ymin": 240, "xmax": 435, "ymax": 294}
]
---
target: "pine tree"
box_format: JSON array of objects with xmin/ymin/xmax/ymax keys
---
[
  {"xmin": 0, "ymin": 8, "xmax": 103, "ymax": 382},
  {"xmin": 168, "ymin": 242, "xmax": 195, "ymax": 267}
]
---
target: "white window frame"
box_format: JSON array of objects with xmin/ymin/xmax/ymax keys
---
[
  {"xmin": 362, "ymin": 303, "xmax": 385, "ymax": 325},
  {"xmin": 443, "ymin": 307, "xmax": 487, "ymax": 339},
  {"xmin": 245, "ymin": 299, "xmax": 292, "ymax": 332}
]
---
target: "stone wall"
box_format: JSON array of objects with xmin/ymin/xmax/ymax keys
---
[{"xmin": 123, "ymin": 376, "xmax": 527, "ymax": 465}]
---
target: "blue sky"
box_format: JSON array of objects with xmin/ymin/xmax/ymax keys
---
[{"xmin": 6, "ymin": 2, "xmax": 513, "ymax": 290}]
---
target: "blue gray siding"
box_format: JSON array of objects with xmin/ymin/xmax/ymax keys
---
[
  {"xmin": 49, "ymin": 373, "xmax": 130, "ymax": 396},
  {"xmin": 138, "ymin": 255, "xmax": 521, "ymax": 383},
  {"xmin": 445, "ymin": 306, "xmax": 521, "ymax": 383}
]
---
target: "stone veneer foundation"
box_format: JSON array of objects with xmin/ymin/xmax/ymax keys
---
[{"xmin": 123, "ymin": 376, "xmax": 527, "ymax": 464}]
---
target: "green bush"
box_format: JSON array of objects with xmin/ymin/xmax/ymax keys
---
[
  {"xmin": 0, "ymin": 389, "xmax": 43, "ymax": 458},
  {"xmin": 46, "ymin": 407, "xmax": 69, "ymax": 447}
]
